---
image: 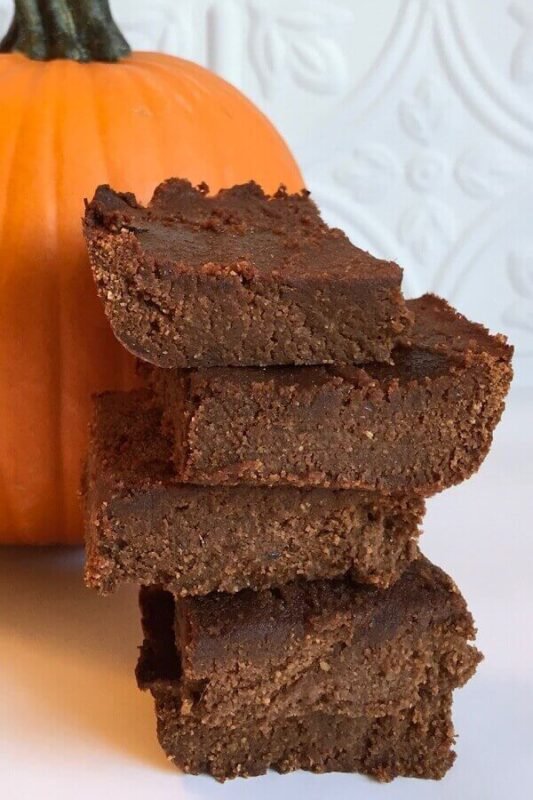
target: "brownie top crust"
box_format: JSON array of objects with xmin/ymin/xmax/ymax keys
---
[
  {"xmin": 176, "ymin": 557, "xmax": 472, "ymax": 675},
  {"xmin": 85, "ymin": 179, "xmax": 402, "ymax": 285},
  {"xmin": 403, "ymin": 294, "xmax": 512, "ymax": 362}
]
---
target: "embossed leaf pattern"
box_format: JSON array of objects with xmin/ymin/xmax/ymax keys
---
[
  {"xmin": 399, "ymin": 79, "xmax": 444, "ymax": 143},
  {"xmin": 334, "ymin": 144, "xmax": 399, "ymax": 203},
  {"xmin": 508, "ymin": 251, "xmax": 533, "ymax": 296},
  {"xmin": 249, "ymin": 2, "xmax": 349, "ymax": 96},
  {"xmin": 271, "ymin": 8, "xmax": 339, "ymax": 31},
  {"xmin": 454, "ymin": 149, "xmax": 511, "ymax": 198},
  {"xmin": 511, "ymin": 34, "xmax": 533, "ymax": 84},
  {"xmin": 290, "ymin": 36, "xmax": 346, "ymax": 94},
  {"xmin": 250, "ymin": 24, "xmax": 284, "ymax": 92},
  {"xmin": 509, "ymin": 1, "xmax": 533, "ymax": 84},
  {"xmin": 398, "ymin": 200, "xmax": 455, "ymax": 265}
]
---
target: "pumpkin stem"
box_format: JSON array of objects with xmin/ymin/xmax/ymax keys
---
[{"xmin": 0, "ymin": 0, "xmax": 130, "ymax": 61}]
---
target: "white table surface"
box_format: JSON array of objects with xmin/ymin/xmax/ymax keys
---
[{"xmin": 1, "ymin": 387, "xmax": 532, "ymax": 800}]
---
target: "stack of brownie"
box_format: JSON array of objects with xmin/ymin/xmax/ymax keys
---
[{"xmin": 82, "ymin": 180, "xmax": 513, "ymax": 782}]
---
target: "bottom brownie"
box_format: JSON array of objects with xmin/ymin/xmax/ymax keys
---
[
  {"xmin": 150, "ymin": 691, "xmax": 455, "ymax": 781},
  {"xmin": 137, "ymin": 558, "xmax": 481, "ymax": 781}
]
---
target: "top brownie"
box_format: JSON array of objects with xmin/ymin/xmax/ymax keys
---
[{"xmin": 83, "ymin": 179, "xmax": 411, "ymax": 368}]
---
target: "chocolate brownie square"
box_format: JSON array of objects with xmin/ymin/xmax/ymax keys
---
[
  {"xmin": 137, "ymin": 558, "xmax": 481, "ymax": 780},
  {"xmin": 84, "ymin": 180, "xmax": 411, "ymax": 367},
  {"xmin": 148, "ymin": 294, "xmax": 512, "ymax": 493}
]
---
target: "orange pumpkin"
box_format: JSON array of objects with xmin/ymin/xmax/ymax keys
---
[{"xmin": 0, "ymin": 0, "xmax": 303, "ymax": 544}]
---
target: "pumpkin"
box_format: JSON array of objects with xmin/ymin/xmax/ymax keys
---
[{"xmin": 0, "ymin": 0, "xmax": 303, "ymax": 544}]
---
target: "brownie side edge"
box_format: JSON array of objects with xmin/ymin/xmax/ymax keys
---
[{"xmin": 175, "ymin": 557, "xmax": 476, "ymax": 676}]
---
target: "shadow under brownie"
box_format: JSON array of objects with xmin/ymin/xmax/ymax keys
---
[
  {"xmin": 137, "ymin": 557, "xmax": 481, "ymax": 781},
  {"xmin": 83, "ymin": 389, "xmax": 424, "ymax": 595}
]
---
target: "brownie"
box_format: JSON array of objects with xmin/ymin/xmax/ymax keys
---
[
  {"xmin": 83, "ymin": 179, "xmax": 412, "ymax": 368},
  {"xmin": 147, "ymin": 691, "xmax": 458, "ymax": 782},
  {"xmin": 83, "ymin": 389, "xmax": 424, "ymax": 595},
  {"xmin": 137, "ymin": 558, "xmax": 481, "ymax": 780},
  {"xmin": 148, "ymin": 294, "xmax": 513, "ymax": 494}
]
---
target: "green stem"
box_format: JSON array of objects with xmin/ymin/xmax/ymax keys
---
[{"xmin": 0, "ymin": 0, "xmax": 130, "ymax": 62}]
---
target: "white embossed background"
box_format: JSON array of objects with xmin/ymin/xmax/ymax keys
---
[{"xmin": 2, "ymin": 0, "xmax": 531, "ymax": 383}]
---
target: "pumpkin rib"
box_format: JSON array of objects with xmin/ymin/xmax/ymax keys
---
[
  {"xmin": 40, "ymin": 62, "xmax": 71, "ymax": 541},
  {"xmin": 0, "ymin": 62, "xmax": 47, "ymax": 539},
  {"xmin": 0, "ymin": 444, "xmax": 15, "ymax": 539},
  {"xmin": 61, "ymin": 63, "xmax": 139, "ymax": 540},
  {"xmin": 141, "ymin": 55, "xmax": 229, "ymax": 111},
  {"xmin": 175, "ymin": 58, "xmax": 287, "ymax": 190},
  {"xmin": 0, "ymin": 470, "xmax": 15, "ymax": 538},
  {"xmin": 123, "ymin": 57, "xmax": 228, "ymax": 191},
  {"xmin": 1, "ymin": 63, "xmax": 63, "ymax": 541},
  {"xmin": 155, "ymin": 54, "xmax": 303, "ymax": 191},
  {"xmin": 0, "ymin": 59, "xmax": 42, "ymax": 291},
  {"xmin": 0, "ymin": 54, "xmax": 34, "ymax": 87},
  {"xmin": 124, "ymin": 57, "xmax": 211, "ymax": 128},
  {"xmin": 60, "ymin": 63, "xmax": 140, "ymax": 542},
  {"xmin": 123, "ymin": 54, "xmax": 298, "ymax": 193},
  {"xmin": 87, "ymin": 62, "xmax": 127, "ymax": 192},
  {"xmin": 125, "ymin": 54, "xmax": 196, "ymax": 114},
  {"xmin": 120, "ymin": 60, "xmax": 170, "ymax": 180},
  {"xmin": 89, "ymin": 60, "xmax": 172, "ymax": 200},
  {"xmin": 50, "ymin": 61, "xmax": 67, "ymax": 541},
  {"xmin": 169, "ymin": 55, "xmax": 278, "ymax": 129}
]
